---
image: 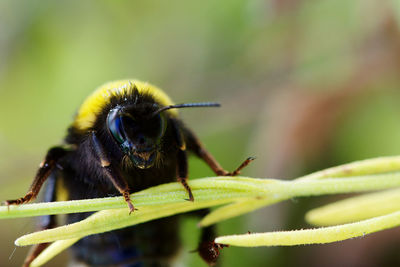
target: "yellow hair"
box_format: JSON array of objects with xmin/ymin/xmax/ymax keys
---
[{"xmin": 72, "ymin": 80, "xmax": 177, "ymax": 131}]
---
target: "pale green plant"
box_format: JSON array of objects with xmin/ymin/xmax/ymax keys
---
[{"xmin": 2, "ymin": 156, "xmax": 400, "ymax": 266}]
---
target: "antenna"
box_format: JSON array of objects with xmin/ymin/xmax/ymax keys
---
[{"xmin": 151, "ymin": 102, "xmax": 220, "ymax": 117}]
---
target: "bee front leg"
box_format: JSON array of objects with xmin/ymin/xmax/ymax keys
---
[
  {"xmin": 90, "ymin": 131, "xmax": 135, "ymax": 213},
  {"xmin": 176, "ymin": 149, "xmax": 193, "ymax": 201},
  {"xmin": 223, "ymin": 156, "xmax": 255, "ymax": 176},
  {"xmin": 182, "ymin": 127, "xmax": 254, "ymax": 176},
  {"xmin": 5, "ymin": 146, "xmax": 67, "ymax": 206},
  {"xmin": 23, "ymin": 173, "xmax": 59, "ymax": 267},
  {"xmin": 171, "ymin": 120, "xmax": 194, "ymax": 201}
]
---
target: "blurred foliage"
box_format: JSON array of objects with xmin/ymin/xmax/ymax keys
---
[{"xmin": 2, "ymin": 0, "xmax": 400, "ymax": 266}]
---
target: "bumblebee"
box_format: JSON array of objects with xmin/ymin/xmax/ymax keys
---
[{"xmin": 5, "ymin": 80, "xmax": 252, "ymax": 267}]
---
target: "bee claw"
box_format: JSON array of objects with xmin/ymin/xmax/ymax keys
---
[
  {"xmin": 127, "ymin": 202, "xmax": 137, "ymax": 215},
  {"xmin": 178, "ymin": 177, "xmax": 194, "ymax": 202}
]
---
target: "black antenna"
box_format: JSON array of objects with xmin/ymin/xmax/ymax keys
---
[{"xmin": 151, "ymin": 102, "xmax": 220, "ymax": 117}]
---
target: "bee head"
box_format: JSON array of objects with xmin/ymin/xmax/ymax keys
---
[
  {"xmin": 107, "ymin": 102, "xmax": 220, "ymax": 169},
  {"xmin": 106, "ymin": 104, "xmax": 166, "ymax": 169}
]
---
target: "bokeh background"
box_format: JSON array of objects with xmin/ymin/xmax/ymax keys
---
[{"xmin": 2, "ymin": 1, "xmax": 400, "ymax": 266}]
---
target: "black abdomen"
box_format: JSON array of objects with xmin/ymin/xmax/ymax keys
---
[
  {"xmin": 68, "ymin": 215, "xmax": 181, "ymax": 267},
  {"xmin": 62, "ymin": 152, "xmax": 181, "ymax": 266}
]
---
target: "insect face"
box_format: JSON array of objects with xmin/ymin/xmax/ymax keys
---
[{"xmin": 107, "ymin": 104, "xmax": 167, "ymax": 169}]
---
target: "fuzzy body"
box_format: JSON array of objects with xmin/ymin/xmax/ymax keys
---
[{"xmin": 60, "ymin": 81, "xmax": 184, "ymax": 266}]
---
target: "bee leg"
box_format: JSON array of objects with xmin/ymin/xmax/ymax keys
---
[
  {"xmin": 198, "ymin": 227, "xmax": 227, "ymax": 266},
  {"xmin": 5, "ymin": 146, "xmax": 67, "ymax": 206},
  {"xmin": 177, "ymin": 149, "xmax": 193, "ymax": 201},
  {"xmin": 190, "ymin": 209, "xmax": 226, "ymax": 266},
  {"xmin": 224, "ymin": 156, "xmax": 255, "ymax": 176},
  {"xmin": 182, "ymin": 127, "xmax": 254, "ymax": 176},
  {"xmin": 198, "ymin": 146, "xmax": 254, "ymax": 177},
  {"xmin": 91, "ymin": 131, "xmax": 135, "ymax": 213},
  {"xmin": 23, "ymin": 173, "xmax": 58, "ymax": 267},
  {"xmin": 171, "ymin": 120, "xmax": 194, "ymax": 201}
]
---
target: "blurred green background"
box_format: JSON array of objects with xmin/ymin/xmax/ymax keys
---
[{"xmin": 2, "ymin": 0, "xmax": 400, "ymax": 266}]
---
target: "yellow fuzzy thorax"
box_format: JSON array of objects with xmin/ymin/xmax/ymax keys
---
[{"xmin": 72, "ymin": 80, "xmax": 177, "ymax": 131}]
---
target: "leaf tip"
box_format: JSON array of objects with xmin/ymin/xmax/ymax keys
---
[{"xmin": 14, "ymin": 237, "xmax": 23, "ymax": 247}]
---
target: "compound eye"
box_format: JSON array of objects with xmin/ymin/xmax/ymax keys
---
[{"xmin": 107, "ymin": 108, "xmax": 126, "ymax": 144}]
